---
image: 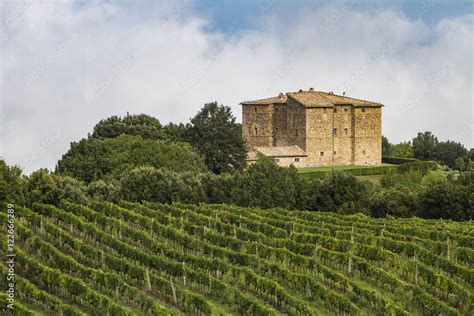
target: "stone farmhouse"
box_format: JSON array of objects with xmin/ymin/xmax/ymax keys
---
[{"xmin": 241, "ymin": 88, "xmax": 383, "ymax": 167}]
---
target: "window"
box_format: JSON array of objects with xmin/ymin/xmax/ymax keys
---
[
  {"xmin": 248, "ymin": 127, "xmax": 251, "ymax": 134},
  {"xmin": 362, "ymin": 108, "xmax": 366, "ymax": 113},
  {"xmin": 363, "ymin": 150, "xmax": 366, "ymax": 155},
  {"xmin": 295, "ymin": 129, "xmax": 299, "ymax": 137},
  {"xmin": 320, "ymin": 151, "xmax": 324, "ymax": 157},
  {"xmin": 254, "ymin": 107, "xmax": 258, "ymax": 112},
  {"xmin": 333, "ymin": 128, "xmax": 337, "ymax": 136},
  {"xmin": 344, "ymin": 108, "xmax": 348, "ymax": 112},
  {"xmin": 276, "ymin": 127, "xmax": 279, "ymax": 133},
  {"xmin": 275, "ymin": 158, "xmax": 280, "ymax": 163},
  {"xmin": 254, "ymin": 127, "xmax": 258, "ymax": 135},
  {"xmin": 344, "ymin": 128, "xmax": 348, "ymax": 136},
  {"xmin": 333, "ymin": 108, "xmax": 337, "ymax": 113},
  {"xmin": 334, "ymin": 151, "xmax": 337, "ymax": 155},
  {"xmin": 294, "ymin": 157, "xmax": 300, "ymax": 162}
]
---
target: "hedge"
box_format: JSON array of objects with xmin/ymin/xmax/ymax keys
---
[
  {"xmin": 298, "ymin": 165, "xmax": 397, "ymax": 179},
  {"xmin": 382, "ymin": 156, "xmax": 419, "ymax": 165}
]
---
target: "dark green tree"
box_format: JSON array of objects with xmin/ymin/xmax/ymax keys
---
[
  {"xmin": 369, "ymin": 186, "xmax": 416, "ymax": 218},
  {"xmin": 56, "ymin": 135, "xmax": 206, "ymax": 182},
  {"xmin": 412, "ymin": 131, "xmax": 438, "ymax": 160},
  {"xmin": 230, "ymin": 156, "xmax": 300, "ymax": 209},
  {"xmin": 117, "ymin": 166, "xmax": 206, "ymax": 204},
  {"xmin": 435, "ymin": 140, "xmax": 468, "ymax": 168},
  {"xmin": 92, "ymin": 114, "xmax": 164, "ymax": 139},
  {"xmin": 314, "ymin": 172, "xmax": 371, "ymax": 214},
  {"xmin": 382, "ymin": 135, "xmax": 392, "ymax": 156},
  {"xmin": 417, "ymin": 181, "xmax": 472, "ymax": 220},
  {"xmin": 185, "ymin": 102, "xmax": 246, "ymax": 174},
  {"xmin": 163, "ymin": 122, "xmax": 188, "ymax": 142},
  {"xmin": 26, "ymin": 169, "xmax": 87, "ymax": 206},
  {"xmin": 0, "ymin": 160, "xmax": 26, "ymax": 205}
]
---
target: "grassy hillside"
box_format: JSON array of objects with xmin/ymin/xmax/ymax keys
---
[{"xmin": 1, "ymin": 201, "xmax": 473, "ymax": 315}]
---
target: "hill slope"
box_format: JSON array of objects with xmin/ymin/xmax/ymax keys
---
[{"xmin": 1, "ymin": 201, "xmax": 473, "ymax": 315}]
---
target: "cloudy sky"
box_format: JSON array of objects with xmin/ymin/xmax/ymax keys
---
[{"xmin": 1, "ymin": 0, "xmax": 473, "ymax": 174}]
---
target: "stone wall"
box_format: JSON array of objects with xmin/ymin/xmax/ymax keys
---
[
  {"xmin": 302, "ymin": 105, "xmax": 382, "ymax": 166},
  {"xmin": 305, "ymin": 107, "xmax": 334, "ymax": 166},
  {"xmin": 242, "ymin": 104, "xmax": 273, "ymax": 149},
  {"xmin": 352, "ymin": 107, "xmax": 382, "ymax": 165},
  {"xmin": 272, "ymin": 104, "xmax": 288, "ymax": 146},
  {"xmin": 281, "ymin": 98, "xmax": 306, "ymax": 151},
  {"xmin": 248, "ymin": 156, "xmax": 306, "ymax": 167}
]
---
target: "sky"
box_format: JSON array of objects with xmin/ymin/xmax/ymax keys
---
[{"xmin": 0, "ymin": 0, "xmax": 473, "ymax": 174}]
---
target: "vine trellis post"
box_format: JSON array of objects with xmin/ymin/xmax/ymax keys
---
[{"xmin": 170, "ymin": 276, "xmax": 177, "ymax": 303}]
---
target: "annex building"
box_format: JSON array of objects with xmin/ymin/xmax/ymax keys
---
[{"xmin": 241, "ymin": 88, "xmax": 383, "ymax": 167}]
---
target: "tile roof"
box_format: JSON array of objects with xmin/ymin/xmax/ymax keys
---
[
  {"xmin": 248, "ymin": 145, "xmax": 307, "ymax": 160},
  {"xmin": 240, "ymin": 94, "xmax": 287, "ymax": 105},
  {"xmin": 241, "ymin": 90, "xmax": 383, "ymax": 107}
]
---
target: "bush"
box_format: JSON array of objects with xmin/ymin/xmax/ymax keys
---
[
  {"xmin": 56, "ymin": 135, "xmax": 207, "ymax": 182},
  {"xmin": 300, "ymin": 172, "xmax": 371, "ymax": 214},
  {"xmin": 417, "ymin": 181, "xmax": 472, "ymax": 220},
  {"xmin": 117, "ymin": 167, "xmax": 206, "ymax": 204},
  {"xmin": 369, "ymin": 186, "xmax": 416, "ymax": 218},
  {"xmin": 382, "ymin": 156, "xmax": 419, "ymax": 165},
  {"xmin": 26, "ymin": 170, "xmax": 88, "ymax": 206},
  {"xmin": 299, "ymin": 165, "xmax": 396, "ymax": 179},
  {"xmin": 0, "ymin": 160, "xmax": 26, "ymax": 205},
  {"xmin": 397, "ymin": 161, "xmax": 437, "ymax": 176},
  {"xmin": 229, "ymin": 156, "xmax": 300, "ymax": 209}
]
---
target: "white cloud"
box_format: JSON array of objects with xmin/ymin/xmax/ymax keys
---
[{"xmin": 0, "ymin": 0, "xmax": 472, "ymax": 174}]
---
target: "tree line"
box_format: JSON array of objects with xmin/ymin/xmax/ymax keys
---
[
  {"xmin": 383, "ymin": 131, "xmax": 472, "ymax": 170},
  {"xmin": 1, "ymin": 103, "xmax": 472, "ymax": 221}
]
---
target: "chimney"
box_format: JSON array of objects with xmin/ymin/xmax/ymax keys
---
[
  {"xmin": 309, "ymin": 87, "xmax": 314, "ymax": 91},
  {"xmin": 278, "ymin": 92, "xmax": 284, "ymax": 99},
  {"xmin": 298, "ymin": 89, "xmax": 303, "ymax": 92},
  {"xmin": 328, "ymin": 91, "xmax": 334, "ymax": 95},
  {"xmin": 343, "ymin": 92, "xmax": 346, "ymax": 96}
]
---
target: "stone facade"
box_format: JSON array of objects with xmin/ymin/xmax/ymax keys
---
[{"xmin": 241, "ymin": 89, "xmax": 383, "ymax": 167}]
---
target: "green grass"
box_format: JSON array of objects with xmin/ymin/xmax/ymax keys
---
[{"xmin": 355, "ymin": 174, "xmax": 384, "ymax": 186}]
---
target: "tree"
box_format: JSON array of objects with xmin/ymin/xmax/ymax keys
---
[
  {"xmin": 315, "ymin": 172, "xmax": 371, "ymax": 214},
  {"xmin": 435, "ymin": 140, "xmax": 468, "ymax": 168},
  {"xmin": 163, "ymin": 122, "xmax": 188, "ymax": 142},
  {"xmin": 412, "ymin": 131, "xmax": 438, "ymax": 160},
  {"xmin": 117, "ymin": 166, "xmax": 206, "ymax": 204},
  {"xmin": 382, "ymin": 136, "xmax": 392, "ymax": 156},
  {"xmin": 185, "ymin": 102, "xmax": 246, "ymax": 174},
  {"xmin": 454, "ymin": 157, "xmax": 466, "ymax": 171},
  {"xmin": 0, "ymin": 160, "xmax": 26, "ymax": 205},
  {"xmin": 92, "ymin": 114, "xmax": 164, "ymax": 139},
  {"xmin": 369, "ymin": 186, "xmax": 416, "ymax": 218},
  {"xmin": 391, "ymin": 142, "xmax": 414, "ymax": 158},
  {"xmin": 56, "ymin": 135, "xmax": 207, "ymax": 182},
  {"xmin": 417, "ymin": 181, "xmax": 472, "ymax": 220},
  {"xmin": 26, "ymin": 170, "xmax": 87, "ymax": 206},
  {"xmin": 230, "ymin": 156, "xmax": 300, "ymax": 209}
]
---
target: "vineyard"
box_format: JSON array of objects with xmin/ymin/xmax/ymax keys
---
[{"xmin": 1, "ymin": 201, "xmax": 473, "ymax": 315}]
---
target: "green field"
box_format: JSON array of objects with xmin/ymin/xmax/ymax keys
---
[{"xmin": 1, "ymin": 201, "xmax": 472, "ymax": 315}]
